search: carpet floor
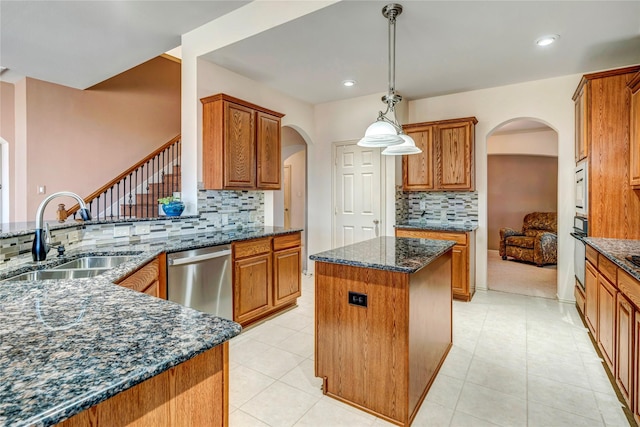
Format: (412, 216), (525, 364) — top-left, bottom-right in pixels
(487, 249), (557, 299)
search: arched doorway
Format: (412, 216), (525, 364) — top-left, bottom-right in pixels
(486, 118), (559, 298)
(274, 126), (309, 272)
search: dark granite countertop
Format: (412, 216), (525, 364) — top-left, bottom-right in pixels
(0, 226), (301, 427)
(309, 236), (455, 274)
(584, 237), (640, 282)
(395, 221), (478, 232)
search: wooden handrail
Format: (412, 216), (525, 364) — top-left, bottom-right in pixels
(67, 134), (181, 216)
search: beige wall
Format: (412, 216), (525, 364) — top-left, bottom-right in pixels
(0, 82), (16, 222)
(487, 155), (558, 250)
(285, 150), (306, 230)
(12, 56), (180, 221)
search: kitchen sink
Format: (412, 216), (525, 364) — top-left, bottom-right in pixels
(4, 268), (109, 281)
(53, 255), (137, 270)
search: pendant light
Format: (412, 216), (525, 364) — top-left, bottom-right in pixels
(358, 3), (421, 156)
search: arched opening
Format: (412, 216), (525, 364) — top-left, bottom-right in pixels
(274, 126), (309, 272)
(486, 118), (559, 298)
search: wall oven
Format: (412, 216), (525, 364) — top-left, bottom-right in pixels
(575, 160), (588, 216)
(572, 216), (588, 290)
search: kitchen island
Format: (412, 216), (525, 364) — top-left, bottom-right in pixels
(310, 236), (454, 427)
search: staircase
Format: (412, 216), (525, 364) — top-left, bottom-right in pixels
(67, 135), (181, 220)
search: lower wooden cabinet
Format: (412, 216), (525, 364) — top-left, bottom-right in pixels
(116, 257), (165, 299)
(597, 274), (617, 371)
(395, 228), (475, 301)
(232, 232), (302, 327)
(616, 293), (634, 409)
(585, 260), (598, 335)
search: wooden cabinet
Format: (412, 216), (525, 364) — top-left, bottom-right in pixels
(574, 82), (589, 162)
(585, 259), (598, 336)
(597, 273), (617, 371)
(629, 71), (640, 187)
(57, 343), (228, 427)
(617, 293), (634, 409)
(233, 238), (273, 325)
(402, 117), (477, 192)
(116, 257), (164, 298)
(395, 228), (475, 301)
(232, 232), (302, 327)
(201, 93), (284, 190)
(572, 65), (640, 238)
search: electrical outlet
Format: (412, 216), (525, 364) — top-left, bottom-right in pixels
(419, 200), (426, 210)
(135, 224), (150, 235)
(113, 226), (130, 237)
(348, 291), (368, 307)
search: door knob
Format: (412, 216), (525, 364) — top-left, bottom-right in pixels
(373, 219), (379, 225)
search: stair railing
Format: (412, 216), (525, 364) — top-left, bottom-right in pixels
(67, 135), (181, 220)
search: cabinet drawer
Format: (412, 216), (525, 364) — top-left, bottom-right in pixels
(575, 283), (586, 315)
(117, 259), (159, 293)
(234, 238), (272, 259)
(618, 269), (640, 309)
(396, 229), (467, 245)
(586, 245), (598, 266)
(273, 232), (301, 251)
(599, 254), (618, 284)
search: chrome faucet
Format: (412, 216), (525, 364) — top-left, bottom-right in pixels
(32, 191), (91, 261)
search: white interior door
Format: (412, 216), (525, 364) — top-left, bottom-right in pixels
(284, 164), (291, 228)
(333, 142), (383, 247)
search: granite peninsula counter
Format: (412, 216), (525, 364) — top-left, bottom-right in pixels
(0, 226), (301, 427)
(310, 236), (455, 427)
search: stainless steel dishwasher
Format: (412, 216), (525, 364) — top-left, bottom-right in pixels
(167, 245), (232, 319)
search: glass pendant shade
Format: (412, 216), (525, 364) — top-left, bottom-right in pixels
(357, 120), (403, 147)
(381, 134), (422, 155)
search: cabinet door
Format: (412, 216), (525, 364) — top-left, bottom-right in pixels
(635, 310), (640, 424)
(598, 274), (617, 372)
(585, 260), (598, 335)
(224, 101), (256, 189)
(273, 247), (301, 306)
(630, 81), (640, 186)
(436, 122), (473, 190)
(117, 259), (159, 294)
(256, 111), (281, 189)
(233, 253), (272, 325)
(574, 84), (589, 163)
(402, 128), (434, 190)
(616, 293), (634, 409)
(451, 245), (468, 299)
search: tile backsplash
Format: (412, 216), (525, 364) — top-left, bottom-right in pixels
(198, 190), (264, 231)
(396, 187), (478, 225)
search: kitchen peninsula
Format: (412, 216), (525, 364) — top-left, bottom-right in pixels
(310, 236), (454, 427)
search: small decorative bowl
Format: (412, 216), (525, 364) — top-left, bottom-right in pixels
(161, 201), (185, 217)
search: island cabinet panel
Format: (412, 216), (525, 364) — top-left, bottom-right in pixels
(402, 117), (476, 192)
(57, 343), (228, 427)
(315, 251), (452, 426)
(395, 228), (474, 301)
(201, 93), (284, 190)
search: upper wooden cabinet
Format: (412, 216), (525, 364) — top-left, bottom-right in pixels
(629, 71), (640, 187)
(201, 94), (284, 190)
(402, 117), (477, 192)
(573, 65), (640, 239)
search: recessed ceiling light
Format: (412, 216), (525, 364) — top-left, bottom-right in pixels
(342, 80), (356, 87)
(536, 35), (559, 46)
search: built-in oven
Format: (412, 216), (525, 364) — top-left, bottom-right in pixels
(572, 216), (588, 290)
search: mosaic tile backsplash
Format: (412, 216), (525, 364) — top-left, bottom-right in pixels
(396, 187), (478, 225)
(0, 190), (265, 267)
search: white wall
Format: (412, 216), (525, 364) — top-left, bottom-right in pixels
(488, 128), (558, 156)
(408, 74), (581, 302)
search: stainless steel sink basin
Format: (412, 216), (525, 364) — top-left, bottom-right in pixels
(53, 255), (137, 270)
(4, 268), (109, 281)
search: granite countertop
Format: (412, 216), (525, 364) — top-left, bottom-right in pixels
(0, 226), (301, 427)
(394, 221), (478, 232)
(309, 236), (456, 274)
(584, 237), (640, 282)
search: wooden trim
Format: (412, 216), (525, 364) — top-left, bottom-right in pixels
(402, 116), (478, 131)
(158, 253), (167, 300)
(160, 53), (181, 64)
(200, 93), (285, 118)
(573, 65), (640, 100)
(629, 71), (640, 93)
(67, 134), (181, 215)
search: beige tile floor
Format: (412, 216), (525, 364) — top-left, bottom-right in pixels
(229, 274), (631, 426)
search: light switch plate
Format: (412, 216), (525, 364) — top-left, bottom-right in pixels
(419, 200), (426, 210)
(135, 224), (150, 235)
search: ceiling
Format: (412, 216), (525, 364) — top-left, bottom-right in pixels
(1, 1), (640, 105)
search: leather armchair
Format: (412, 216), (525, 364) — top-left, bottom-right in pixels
(499, 212), (557, 267)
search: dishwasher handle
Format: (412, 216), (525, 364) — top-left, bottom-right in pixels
(168, 249), (232, 266)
